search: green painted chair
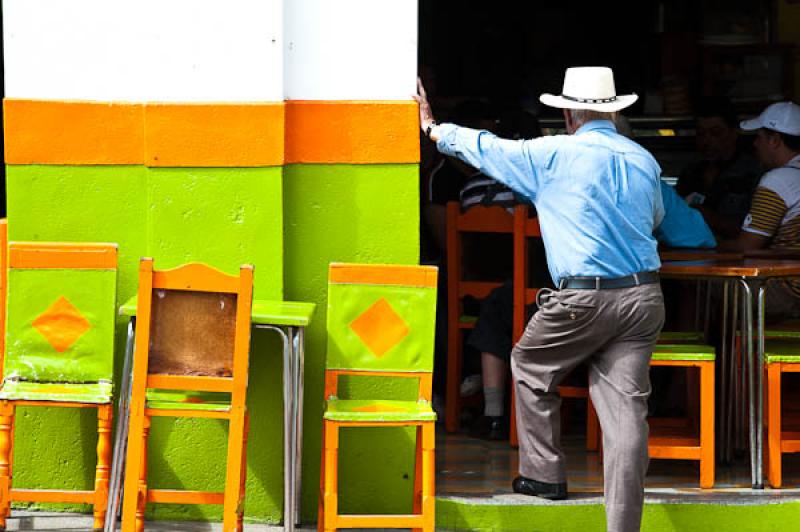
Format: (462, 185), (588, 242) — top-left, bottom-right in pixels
(318, 263), (438, 532)
(0, 241), (118, 529)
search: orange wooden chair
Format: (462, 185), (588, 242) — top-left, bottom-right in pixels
(0, 239), (118, 529)
(318, 263), (438, 532)
(446, 202), (596, 448)
(121, 259), (254, 532)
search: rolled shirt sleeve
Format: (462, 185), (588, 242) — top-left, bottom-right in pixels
(436, 123), (542, 202)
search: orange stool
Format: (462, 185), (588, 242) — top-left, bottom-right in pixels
(765, 338), (800, 488)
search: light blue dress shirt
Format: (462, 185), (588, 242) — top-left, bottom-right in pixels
(436, 120), (664, 286)
(655, 181), (717, 248)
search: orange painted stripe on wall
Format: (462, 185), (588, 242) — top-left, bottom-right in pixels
(145, 103), (284, 167)
(329, 263), (438, 288)
(4, 99), (145, 165)
(285, 101), (419, 164)
(3, 99), (419, 166)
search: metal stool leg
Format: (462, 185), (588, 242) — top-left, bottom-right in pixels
(104, 318), (136, 532)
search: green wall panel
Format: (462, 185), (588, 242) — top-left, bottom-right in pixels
(6, 164), (286, 521)
(282, 163), (420, 518)
(6, 161), (420, 523)
(147, 167), (283, 300)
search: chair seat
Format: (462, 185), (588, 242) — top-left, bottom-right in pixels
(0, 380), (112, 404)
(145, 389), (231, 411)
(657, 331), (705, 343)
(652, 344), (715, 362)
(765, 339), (800, 364)
(323, 399), (436, 422)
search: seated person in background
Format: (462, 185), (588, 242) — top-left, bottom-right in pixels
(721, 101), (800, 321)
(466, 179), (715, 439)
(677, 96), (762, 238)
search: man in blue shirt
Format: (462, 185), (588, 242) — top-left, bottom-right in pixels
(416, 67), (665, 532)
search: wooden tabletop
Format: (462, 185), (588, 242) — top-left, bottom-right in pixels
(660, 258), (800, 279)
(659, 248), (744, 261)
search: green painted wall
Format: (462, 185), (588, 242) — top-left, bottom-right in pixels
(282, 163), (420, 518)
(6, 164), (286, 521)
(5, 161), (421, 523)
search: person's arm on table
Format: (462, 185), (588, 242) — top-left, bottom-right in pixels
(718, 185), (784, 251)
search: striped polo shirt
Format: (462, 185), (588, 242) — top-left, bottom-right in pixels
(742, 154), (800, 294)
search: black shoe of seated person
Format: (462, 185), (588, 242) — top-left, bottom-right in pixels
(512, 476), (568, 500)
(469, 415), (508, 440)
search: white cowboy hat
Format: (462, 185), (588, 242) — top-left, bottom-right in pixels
(540, 67), (638, 113)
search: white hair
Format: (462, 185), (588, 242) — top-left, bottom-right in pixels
(567, 109), (618, 127)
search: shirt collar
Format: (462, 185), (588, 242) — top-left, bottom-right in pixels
(575, 119), (617, 135)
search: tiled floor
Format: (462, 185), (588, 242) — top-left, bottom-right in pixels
(436, 427), (800, 503)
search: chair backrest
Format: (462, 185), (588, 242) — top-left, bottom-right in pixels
(3, 241), (118, 384)
(132, 259), (254, 405)
(325, 263), (438, 397)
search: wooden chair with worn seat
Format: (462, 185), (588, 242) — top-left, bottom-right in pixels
(318, 263), (438, 532)
(121, 259), (254, 532)
(446, 202), (597, 448)
(0, 240), (118, 529)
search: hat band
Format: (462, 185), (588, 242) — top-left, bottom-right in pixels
(562, 94), (617, 104)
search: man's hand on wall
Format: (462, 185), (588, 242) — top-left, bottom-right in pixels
(413, 78), (439, 141)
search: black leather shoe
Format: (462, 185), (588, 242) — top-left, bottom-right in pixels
(512, 476), (567, 500)
(469, 415), (508, 440)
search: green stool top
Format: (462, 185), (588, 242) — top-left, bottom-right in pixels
(765, 339), (800, 364)
(120, 295), (315, 327)
(652, 344), (715, 362)
(323, 399), (436, 422)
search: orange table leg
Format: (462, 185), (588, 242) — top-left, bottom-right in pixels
(767, 363), (782, 488)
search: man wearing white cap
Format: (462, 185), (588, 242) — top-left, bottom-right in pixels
(416, 67), (664, 532)
(725, 101), (800, 318)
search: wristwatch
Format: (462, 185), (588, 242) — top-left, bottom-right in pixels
(425, 121), (437, 139)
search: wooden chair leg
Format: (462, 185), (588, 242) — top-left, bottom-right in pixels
(222, 408), (247, 532)
(0, 402), (14, 530)
(135, 417), (151, 532)
(93, 404), (113, 529)
(421, 423), (436, 532)
(411, 425), (423, 532)
(699, 362), (715, 489)
(445, 326), (462, 433)
(586, 398), (600, 451)
(236, 413), (250, 532)
(322, 422), (339, 532)
(767, 363), (783, 488)
(121, 397), (147, 532)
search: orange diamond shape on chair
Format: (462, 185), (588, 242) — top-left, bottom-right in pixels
(32, 296), (92, 353)
(349, 298), (409, 357)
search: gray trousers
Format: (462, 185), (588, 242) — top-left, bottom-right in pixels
(511, 283), (665, 532)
